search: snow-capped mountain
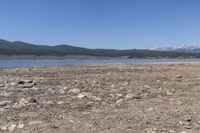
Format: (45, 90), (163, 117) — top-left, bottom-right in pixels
(150, 45), (200, 52)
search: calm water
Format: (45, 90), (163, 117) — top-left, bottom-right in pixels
(1, 59), (200, 68)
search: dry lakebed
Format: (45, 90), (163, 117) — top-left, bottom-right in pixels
(0, 63), (200, 133)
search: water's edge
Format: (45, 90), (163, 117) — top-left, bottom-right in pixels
(1, 59), (200, 68)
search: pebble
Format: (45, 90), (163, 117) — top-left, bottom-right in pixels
(18, 80), (25, 84)
(8, 124), (17, 132)
(14, 98), (28, 108)
(184, 115), (192, 122)
(116, 99), (124, 104)
(0, 100), (11, 106)
(176, 75), (183, 78)
(0, 126), (7, 131)
(17, 123), (25, 129)
(57, 101), (64, 105)
(67, 88), (81, 95)
(0, 92), (12, 97)
(31, 87), (39, 91)
(0, 84), (5, 87)
(181, 131), (190, 133)
(22, 83), (33, 88)
(28, 98), (37, 103)
(28, 121), (43, 126)
(147, 108), (154, 111)
(77, 92), (91, 99)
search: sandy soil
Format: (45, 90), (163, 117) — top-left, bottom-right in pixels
(0, 63), (200, 133)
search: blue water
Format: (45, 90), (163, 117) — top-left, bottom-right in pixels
(0, 59), (200, 68)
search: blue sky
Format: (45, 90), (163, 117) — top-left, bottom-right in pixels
(0, 0), (200, 49)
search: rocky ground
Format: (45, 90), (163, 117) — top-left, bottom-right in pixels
(1, 63), (200, 133)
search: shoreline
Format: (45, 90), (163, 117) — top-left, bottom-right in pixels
(0, 63), (200, 132)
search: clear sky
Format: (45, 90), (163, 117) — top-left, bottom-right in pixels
(0, 0), (200, 49)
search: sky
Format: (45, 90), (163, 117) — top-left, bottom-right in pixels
(0, 0), (200, 49)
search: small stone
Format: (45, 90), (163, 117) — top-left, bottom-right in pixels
(0, 84), (5, 87)
(9, 124), (17, 132)
(90, 95), (101, 101)
(24, 80), (33, 83)
(14, 98), (28, 108)
(18, 81), (25, 84)
(184, 115), (192, 122)
(178, 121), (185, 126)
(101, 101), (109, 106)
(111, 84), (115, 88)
(147, 108), (154, 111)
(31, 87), (39, 91)
(28, 98), (37, 103)
(0, 108), (5, 112)
(17, 123), (25, 129)
(77, 92), (91, 99)
(23, 83), (33, 88)
(28, 121), (43, 126)
(0, 126), (7, 131)
(176, 75), (183, 78)
(67, 88), (80, 95)
(183, 125), (191, 129)
(57, 101), (64, 105)
(181, 131), (189, 133)
(0, 100), (11, 106)
(116, 99), (124, 104)
(0, 92), (12, 97)
(122, 81), (129, 86)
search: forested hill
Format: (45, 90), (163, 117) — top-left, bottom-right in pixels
(1, 39), (200, 59)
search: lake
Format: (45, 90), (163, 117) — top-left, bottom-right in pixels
(1, 59), (200, 68)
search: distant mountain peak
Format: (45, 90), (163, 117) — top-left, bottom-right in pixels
(150, 45), (200, 51)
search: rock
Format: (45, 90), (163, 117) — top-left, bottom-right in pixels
(125, 93), (134, 99)
(23, 80), (34, 83)
(147, 108), (154, 111)
(18, 80), (36, 88)
(101, 101), (109, 106)
(57, 101), (64, 105)
(28, 121), (43, 126)
(0, 108), (5, 112)
(22, 83), (33, 88)
(0, 126), (7, 131)
(27, 98), (37, 103)
(125, 93), (141, 100)
(17, 123), (25, 129)
(176, 75), (183, 78)
(76, 92), (101, 101)
(77, 92), (91, 99)
(181, 131), (190, 133)
(67, 88), (81, 95)
(122, 81), (129, 86)
(0, 100), (11, 106)
(18, 80), (25, 84)
(7, 116), (21, 122)
(183, 125), (191, 129)
(90, 95), (101, 101)
(58, 87), (67, 94)
(8, 124), (17, 132)
(14, 98), (28, 108)
(0, 92), (12, 97)
(178, 121), (185, 126)
(184, 115), (192, 122)
(116, 99), (124, 104)
(31, 87), (39, 91)
(0, 84), (5, 87)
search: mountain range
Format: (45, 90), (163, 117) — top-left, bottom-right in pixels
(1, 39), (200, 59)
(150, 45), (200, 53)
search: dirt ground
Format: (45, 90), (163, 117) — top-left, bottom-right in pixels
(1, 63), (200, 133)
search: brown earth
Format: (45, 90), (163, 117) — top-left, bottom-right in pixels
(0, 63), (200, 133)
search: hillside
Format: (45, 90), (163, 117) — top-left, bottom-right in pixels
(1, 39), (200, 59)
